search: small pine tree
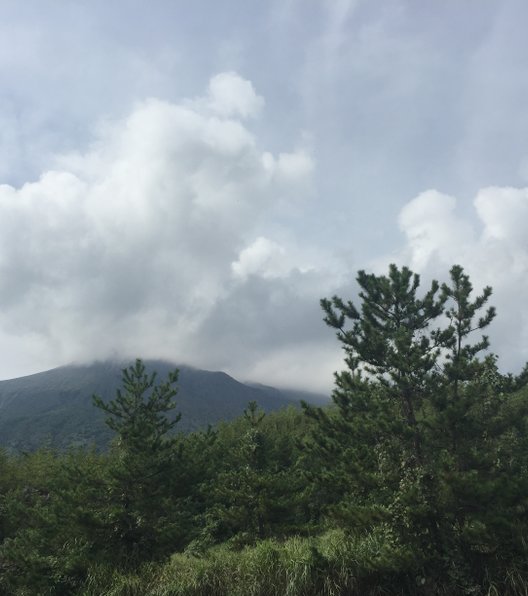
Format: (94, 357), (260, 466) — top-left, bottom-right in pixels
(441, 264), (496, 396)
(210, 402), (302, 545)
(91, 359), (186, 564)
(93, 359), (180, 453)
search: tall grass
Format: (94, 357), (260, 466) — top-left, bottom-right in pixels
(81, 528), (414, 596)
(80, 529), (528, 596)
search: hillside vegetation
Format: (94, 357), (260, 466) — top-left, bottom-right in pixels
(0, 361), (326, 451)
(1, 264), (527, 595)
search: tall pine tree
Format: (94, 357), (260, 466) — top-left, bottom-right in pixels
(305, 263), (528, 588)
(91, 359), (188, 564)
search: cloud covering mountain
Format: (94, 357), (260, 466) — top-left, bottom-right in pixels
(0, 73), (343, 390)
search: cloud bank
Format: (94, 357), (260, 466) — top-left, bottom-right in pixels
(0, 73), (343, 390)
(0, 71), (527, 391)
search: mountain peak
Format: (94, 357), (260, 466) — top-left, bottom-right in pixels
(0, 360), (328, 451)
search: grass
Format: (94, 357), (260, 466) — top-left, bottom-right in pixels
(78, 529), (528, 596)
(80, 528), (416, 596)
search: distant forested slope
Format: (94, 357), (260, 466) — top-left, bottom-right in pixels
(0, 360), (327, 450)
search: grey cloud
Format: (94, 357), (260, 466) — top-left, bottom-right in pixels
(0, 74), (324, 386)
(194, 272), (344, 392)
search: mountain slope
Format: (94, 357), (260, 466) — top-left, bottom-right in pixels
(0, 360), (328, 450)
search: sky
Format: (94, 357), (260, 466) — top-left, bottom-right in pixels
(1, 0), (528, 392)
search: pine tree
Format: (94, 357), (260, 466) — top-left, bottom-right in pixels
(210, 402), (302, 545)
(91, 359), (187, 564)
(441, 264), (496, 396)
(304, 264), (449, 539)
(425, 267), (528, 585)
(320, 264), (447, 465)
(306, 263), (528, 588)
(92, 359), (180, 453)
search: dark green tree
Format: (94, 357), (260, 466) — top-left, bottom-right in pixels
(320, 264), (448, 465)
(91, 359), (187, 564)
(210, 402), (303, 546)
(441, 264), (496, 397)
(429, 264), (497, 476)
(92, 358), (180, 452)
(306, 263), (528, 590)
(0, 448), (101, 594)
(424, 266), (528, 585)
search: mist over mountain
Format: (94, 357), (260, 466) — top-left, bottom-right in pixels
(0, 359), (328, 451)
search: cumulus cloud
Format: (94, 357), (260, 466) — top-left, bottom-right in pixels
(2, 92), (528, 391)
(397, 190), (476, 271)
(231, 237), (287, 280)
(0, 72), (346, 390)
(205, 72), (265, 119)
(395, 187), (528, 373)
(3, 2), (528, 394)
(2, 79), (528, 391)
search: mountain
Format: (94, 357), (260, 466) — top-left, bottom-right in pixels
(0, 360), (328, 451)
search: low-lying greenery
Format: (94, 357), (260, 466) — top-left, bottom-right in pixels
(78, 529), (528, 596)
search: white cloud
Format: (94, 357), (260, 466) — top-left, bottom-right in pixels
(2, 77), (528, 390)
(205, 72), (265, 119)
(2, 86), (528, 390)
(242, 340), (343, 393)
(231, 237), (287, 280)
(475, 186), (528, 247)
(395, 186), (528, 373)
(276, 150), (314, 182)
(398, 190), (476, 271)
(0, 72), (331, 387)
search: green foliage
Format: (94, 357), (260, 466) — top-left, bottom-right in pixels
(90, 360), (189, 565)
(205, 403), (306, 547)
(307, 263), (528, 591)
(92, 359), (180, 452)
(0, 448), (98, 594)
(441, 264), (496, 393)
(122, 529), (413, 596)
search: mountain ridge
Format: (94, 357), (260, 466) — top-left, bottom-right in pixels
(0, 359), (328, 451)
